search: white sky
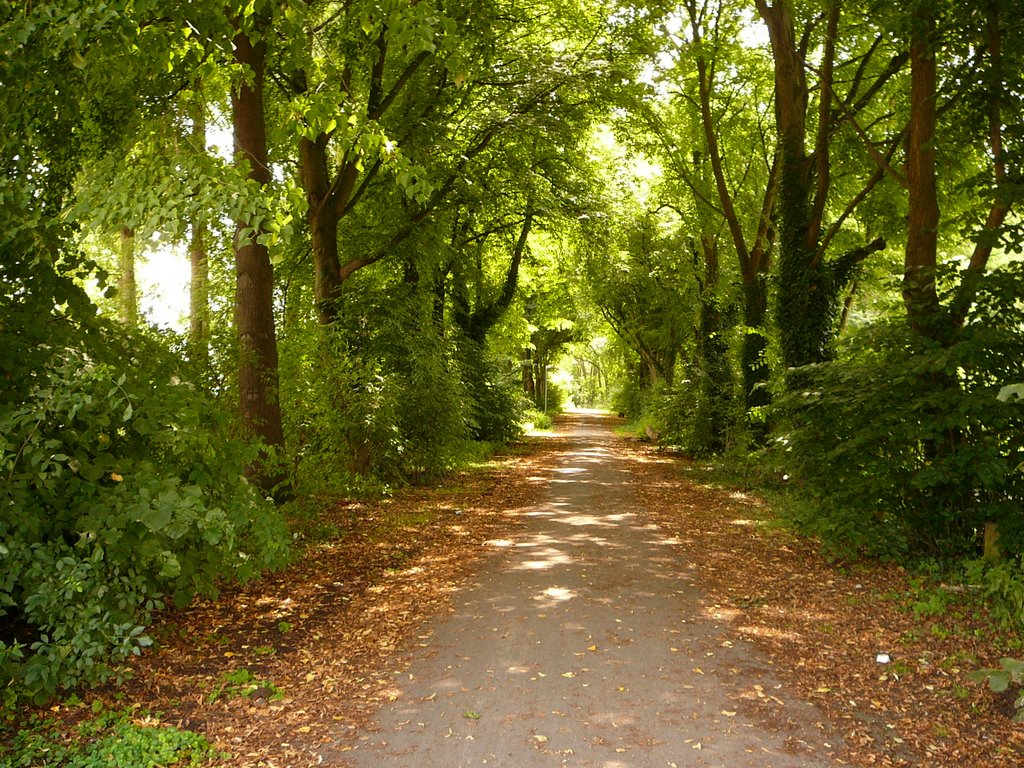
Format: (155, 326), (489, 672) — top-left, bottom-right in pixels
(138, 244), (191, 332)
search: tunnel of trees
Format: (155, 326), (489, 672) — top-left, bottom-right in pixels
(2, 0), (1023, 699)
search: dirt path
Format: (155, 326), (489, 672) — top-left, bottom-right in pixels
(341, 411), (839, 767)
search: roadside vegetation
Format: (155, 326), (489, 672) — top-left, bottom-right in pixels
(3, 0), (1023, 762)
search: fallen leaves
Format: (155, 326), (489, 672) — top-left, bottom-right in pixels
(635, 443), (1023, 768)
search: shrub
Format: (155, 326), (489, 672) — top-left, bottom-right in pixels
(0, 336), (289, 700)
(2, 706), (220, 766)
(774, 265), (1024, 560)
(282, 292), (476, 490)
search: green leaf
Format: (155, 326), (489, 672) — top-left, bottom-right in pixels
(139, 504), (172, 532)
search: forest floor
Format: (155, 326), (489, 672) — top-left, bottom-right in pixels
(68, 412), (1023, 766)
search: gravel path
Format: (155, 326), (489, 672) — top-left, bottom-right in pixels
(346, 412), (841, 767)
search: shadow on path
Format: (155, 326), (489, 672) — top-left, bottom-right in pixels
(343, 412), (839, 767)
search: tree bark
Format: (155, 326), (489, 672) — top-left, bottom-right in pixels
(231, 14), (286, 491)
(188, 222), (209, 368)
(299, 134), (350, 325)
(188, 89), (210, 373)
(903, 1), (943, 340)
(118, 226), (138, 326)
(695, 234), (732, 454)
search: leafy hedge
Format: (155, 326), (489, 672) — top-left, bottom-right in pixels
(775, 264), (1024, 560)
(0, 332), (290, 700)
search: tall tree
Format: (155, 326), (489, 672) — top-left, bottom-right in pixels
(756, 0), (900, 372)
(231, 5), (286, 490)
(902, 0), (1019, 340)
(682, 0), (776, 421)
(644, 0), (778, 430)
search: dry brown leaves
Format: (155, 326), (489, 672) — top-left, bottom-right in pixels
(41, 424), (1024, 767)
(628, 440), (1024, 768)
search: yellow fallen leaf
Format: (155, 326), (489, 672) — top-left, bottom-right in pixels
(534, 734), (549, 743)
(561, 672), (575, 678)
(721, 710), (737, 717)
(588, 645), (598, 651)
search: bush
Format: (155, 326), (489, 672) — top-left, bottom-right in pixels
(282, 292), (475, 490)
(774, 265), (1024, 559)
(0, 335), (289, 700)
(522, 408), (553, 431)
(457, 340), (528, 444)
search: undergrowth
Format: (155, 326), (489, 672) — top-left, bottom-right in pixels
(0, 705), (222, 767)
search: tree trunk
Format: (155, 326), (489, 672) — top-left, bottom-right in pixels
(693, 234), (733, 454)
(522, 348), (536, 401)
(231, 14), (286, 492)
(188, 222), (209, 370)
(741, 276), (771, 409)
(188, 90), (210, 373)
(299, 135), (350, 325)
(118, 226), (138, 326)
(758, 0), (846, 374)
(903, 1), (943, 340)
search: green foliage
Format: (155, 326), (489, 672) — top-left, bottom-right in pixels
(206, 668), (283, 704)
(282, 289), (475, 490)
(775, 265), (1024, 559)
(0, 329), (289, 700)
(968, 658), (1024, 721)
(650, 371), (743, 457)
(0, 706), (220, 767)
(611, 369), (656, 421)
(522, 408), (553, 432)
(964, 559), (1024, 631)
(457, 341), (529, 444)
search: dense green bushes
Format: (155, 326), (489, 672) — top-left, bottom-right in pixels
(775, 265), (1024, 560)
(280, 286), (528, 493)
(0, 328), (289, 700)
